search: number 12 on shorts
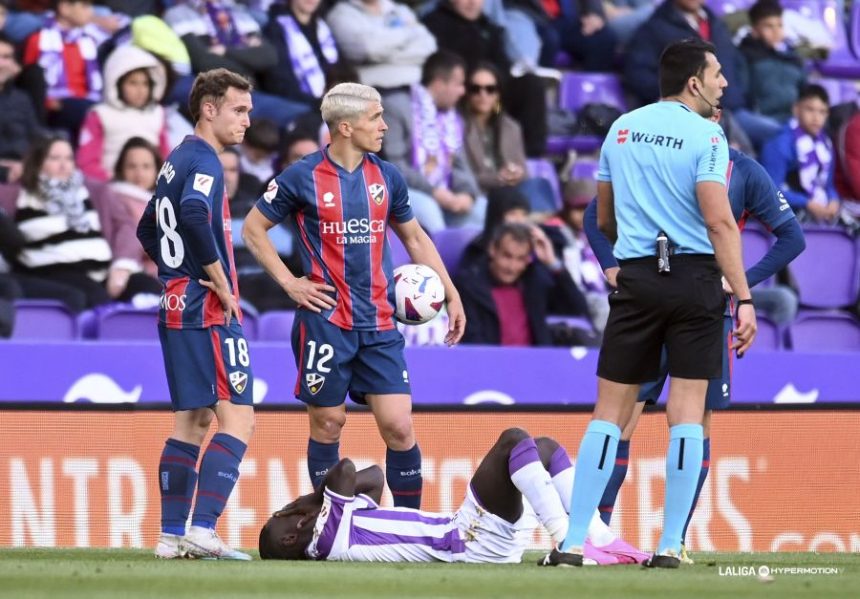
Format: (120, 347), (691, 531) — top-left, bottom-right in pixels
(305, 340), (333, 373)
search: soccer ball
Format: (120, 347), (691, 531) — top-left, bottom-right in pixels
(393, 264), (446, 325)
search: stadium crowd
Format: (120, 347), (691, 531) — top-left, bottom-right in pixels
(0, 0), (858, 344)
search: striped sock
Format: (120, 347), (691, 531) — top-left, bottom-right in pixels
(387, 444), (423, 509)
(159, 438), (200, 536)
(307, 438), (340, 489)
(191, 433), (246, 529)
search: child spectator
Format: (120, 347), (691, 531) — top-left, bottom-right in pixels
(77, 45), (170, 182)
(761, 84), (841, 223)
(23, 0), (111, 138)
(239, 117), (278, 186)
(739, 0), (805, 126)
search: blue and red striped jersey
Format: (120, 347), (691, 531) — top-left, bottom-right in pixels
(146, 136), (241, 329)
(256, 148), (414, 331)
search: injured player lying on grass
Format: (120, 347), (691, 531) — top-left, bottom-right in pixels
(258, 428), (647, 565)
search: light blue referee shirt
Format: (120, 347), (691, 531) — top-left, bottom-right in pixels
(597, 101), (730, 260)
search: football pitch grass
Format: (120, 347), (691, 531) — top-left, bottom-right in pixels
(1, 550), (857, 599)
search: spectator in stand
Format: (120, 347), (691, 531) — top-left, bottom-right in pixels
(238, 117), (278, 188)
(526, 0), (617, 71)
(326, 0), (437, 94)
(23, 0), (113, 139)
(545, 177), (610, 332)
(423, 0), (548, 157)
(164, 0), (309, 128)
(761, 84), (841, 224)
(277, 130), (319, 170)
(603, 0), (657, 47)
(110, 136), (161, 277)
(738, 1), (804, 137)
(3, 135), (161, 312)
(623, 0), (768, 149)
(462, 61), (556, 213)
(0, 206), (24, 337)
(834, 109), (860, 228)
(261, 0), (340, 112)
(382, 50), (485, 234)
(0, 32), (41, 183)
(77, 45), (170, 182)
(455, 222), (588, 346)
(221, 145), (298, 313)
(458, 185), (531, 272)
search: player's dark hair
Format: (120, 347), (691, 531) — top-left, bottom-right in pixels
(113, 136), (163, 183)
(659, 38), (718, 98)
(490, 222), (534, 250)
(421, 50), (467, 87)
(797, 83), (830, 106)
(188, 68), (253, 124)
(749, 0), (783, 25)
(21, 134), (72, 194)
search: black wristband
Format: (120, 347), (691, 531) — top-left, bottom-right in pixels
(737, 298), (754, 307)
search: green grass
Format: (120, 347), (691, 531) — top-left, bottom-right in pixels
(0, 549), (856, 599)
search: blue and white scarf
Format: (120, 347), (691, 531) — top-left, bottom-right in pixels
(204, 0), (243, 47)
(278, 14), (338, 98)
(791, 118), (833, 206)
(37, 16), (103, 101)
(410, 84), (463, 188)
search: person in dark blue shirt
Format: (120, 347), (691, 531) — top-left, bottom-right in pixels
(242, 82), (466, 511)
(583, 125), (805, 564)
(137, 68), (255, 561)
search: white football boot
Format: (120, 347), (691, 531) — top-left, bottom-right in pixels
(154, 533), (186, 559)
(184, 525), (252, 561)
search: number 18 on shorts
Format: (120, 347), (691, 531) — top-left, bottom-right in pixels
(158, 322), (255, 410)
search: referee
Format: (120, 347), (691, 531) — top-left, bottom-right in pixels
(541, 39), (756, 569)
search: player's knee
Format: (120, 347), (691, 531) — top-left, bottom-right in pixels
(311, 413), (346, 442)
(497, 427), (530, 450)
(381, 419), (414, 449)
(534, 436), (560, 466)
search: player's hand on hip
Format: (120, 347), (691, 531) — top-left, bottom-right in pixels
(199, 279), (240, 324)
(444, 295), (466, 346)
(604, 266), (620, 288)
(732, 303), (757, 357)
(286, 277), (337, 313)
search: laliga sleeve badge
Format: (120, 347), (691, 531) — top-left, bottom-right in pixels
(263, 179), (278, 203)
(193, 173), (214, 195)
(229, 371), (248, 394)
(306, 372), (325, 395)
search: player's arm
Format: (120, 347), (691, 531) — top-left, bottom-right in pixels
(181, 198), (240, 322)
(697, 181), (756, 354)
(390, 217), (466, 346)
(596, 182), (617, 243)
(242, 206), (336, 312)
(136, 195), (159, 263)
(583, 197), (620, 286)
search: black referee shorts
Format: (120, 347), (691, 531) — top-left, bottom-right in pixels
(597, 254), (726, 384)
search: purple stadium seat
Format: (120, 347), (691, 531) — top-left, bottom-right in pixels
(387, 231), (411, 268)
(706, 0), (755, 16)
(569, 159), (598, 182)
(791, 227), (859, 308)
(741, 226), (773, 285)
(525, 159), (561, 209)
(747, 315), (782, 351)
(558, 72), (626, 113)
(547, 73), (626, 155)
(258, 310), (296, 341)
(12, 300), (76, 340)
(98, 306), (159, 340)
(789, 311), (860, 351)
(783, 0), (860, 77)
(432, 227), (481, 275)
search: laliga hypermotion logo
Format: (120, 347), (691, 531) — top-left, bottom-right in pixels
(617, 129), (629, 144)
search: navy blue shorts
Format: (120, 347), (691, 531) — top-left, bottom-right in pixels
(158, 322), (254, 411)
(638, 314), (733, 410)
(291, 311), (411, 407)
